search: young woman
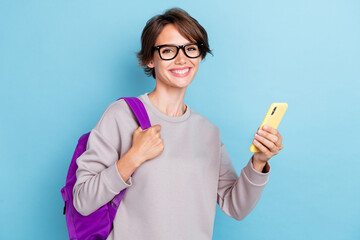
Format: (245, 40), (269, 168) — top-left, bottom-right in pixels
(73, 8), (283, 240)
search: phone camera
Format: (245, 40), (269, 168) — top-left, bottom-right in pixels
(271, 106), (277, 115)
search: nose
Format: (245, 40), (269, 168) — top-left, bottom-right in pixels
(174, 48), (187, 65)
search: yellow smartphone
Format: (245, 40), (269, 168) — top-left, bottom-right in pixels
(249, 103), (288, 152)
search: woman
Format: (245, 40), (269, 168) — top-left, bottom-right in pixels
(73, 8), (283, 240)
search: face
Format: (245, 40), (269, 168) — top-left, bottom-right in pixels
(147, 24), (202, 90)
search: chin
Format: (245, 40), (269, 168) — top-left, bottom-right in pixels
(171, 77), (194, 88)
(157, 71), (196, 88)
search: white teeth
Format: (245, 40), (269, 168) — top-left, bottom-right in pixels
(171, 68), (190, 74)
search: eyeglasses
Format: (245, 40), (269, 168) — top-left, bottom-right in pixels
(153, 43), (203, 60)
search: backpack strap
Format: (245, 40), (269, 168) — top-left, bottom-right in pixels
(118, 97), (151, 130)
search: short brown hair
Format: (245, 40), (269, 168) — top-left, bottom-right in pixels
(137, 8), (212, 78)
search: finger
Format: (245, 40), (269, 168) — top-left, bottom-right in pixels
(257, 129), (278, 144)
(277, 132), (283, 143)
(253, 139), (271, 154)
(262, 125), (283, 147)
(152, 124), (162, 132)
(134, 126), (142, 133)
(254, 133), (278, 153)
(276, 136), (283, 149)
(271, 130), (283, 148)
(279, 144), (284, 150)
(262, 125), (278, 136)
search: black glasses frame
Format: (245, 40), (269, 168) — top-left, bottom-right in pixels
(152, 42), (203, 60)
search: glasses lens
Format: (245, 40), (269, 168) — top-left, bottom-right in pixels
(159, 46), (178, 60)
(185, 44), (201, 58)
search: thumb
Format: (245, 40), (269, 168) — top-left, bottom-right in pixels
(134, 126), (142, 134)
(152, 124), (162, 132)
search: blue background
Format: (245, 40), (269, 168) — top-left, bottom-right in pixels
(1, 0), (359, 239)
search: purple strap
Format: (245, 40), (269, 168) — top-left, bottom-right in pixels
(118, 97), (151, 130)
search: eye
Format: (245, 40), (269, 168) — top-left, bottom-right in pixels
(161, 48), (174, 54)
(186, 45), (198, 51)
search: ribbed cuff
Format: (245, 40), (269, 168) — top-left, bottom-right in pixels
(102, 163), (132, 193)
(242, 157), (270, 186)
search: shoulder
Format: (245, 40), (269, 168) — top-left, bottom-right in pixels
(101, 98), (135, 118)
(190, 107), (220, 133)
(189, 107), (221, 148)
(94, 98), (137, 130)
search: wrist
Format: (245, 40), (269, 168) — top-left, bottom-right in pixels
(252, 155), (267, 173)
(126, 147), (143, 168)
(116, 148), (142, 182)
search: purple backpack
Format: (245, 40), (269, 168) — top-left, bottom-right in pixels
(61, 97), (151, 240)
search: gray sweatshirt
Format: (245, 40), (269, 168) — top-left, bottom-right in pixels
(73, 92), (270, 240)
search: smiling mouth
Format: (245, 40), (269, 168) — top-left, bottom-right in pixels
(169, 67), (191, 77)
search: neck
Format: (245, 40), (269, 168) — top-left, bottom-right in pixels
(148, 87), (187, 117)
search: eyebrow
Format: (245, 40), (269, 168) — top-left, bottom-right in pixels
(155, 42), (193, 46)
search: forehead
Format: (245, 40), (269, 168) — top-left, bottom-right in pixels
(155, 24), (192, 46)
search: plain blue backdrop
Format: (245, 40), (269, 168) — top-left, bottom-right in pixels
(1, 0), (359, 239)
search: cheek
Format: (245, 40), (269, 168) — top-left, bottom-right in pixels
(190, 59), (201, 70)
(154, 62), (172, 77)
(192, 58), (201, 66)
(155, 61), (173, 73)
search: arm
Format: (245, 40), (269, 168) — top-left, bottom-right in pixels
(73, 128), (136, 216)
(73, 102), (164, 216)
(72, 102), (137, 216)
(217, 142), (270, 221)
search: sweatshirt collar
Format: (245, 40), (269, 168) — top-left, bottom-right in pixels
(139, 92), (191, 123)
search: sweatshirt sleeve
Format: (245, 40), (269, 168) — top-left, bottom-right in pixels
(217, 141), (270, 221)
(73, 102), (133, 216)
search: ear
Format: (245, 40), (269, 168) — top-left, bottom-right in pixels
(147, 59), (155, 69)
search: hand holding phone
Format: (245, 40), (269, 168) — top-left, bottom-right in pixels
(250, 103), (288, 152)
